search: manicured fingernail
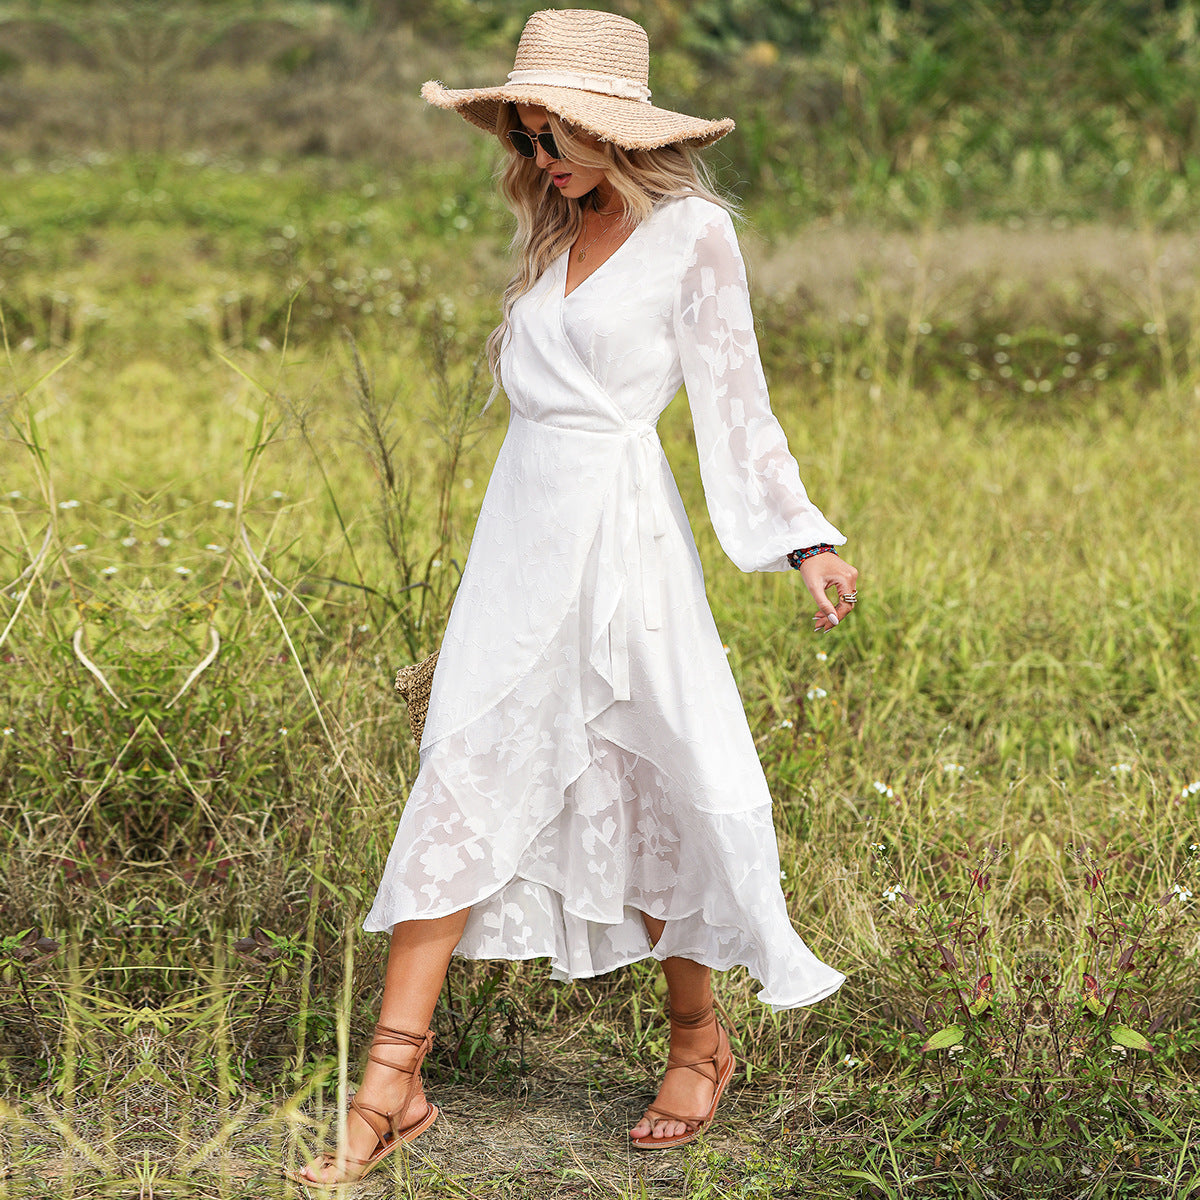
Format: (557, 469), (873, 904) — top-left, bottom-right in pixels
(827, 612), (839, 626)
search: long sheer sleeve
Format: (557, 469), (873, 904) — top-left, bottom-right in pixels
(673, 207), (845, 572)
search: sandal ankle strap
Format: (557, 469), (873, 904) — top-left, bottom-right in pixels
(347, 1095), (392, 1145)
(664, 1036), (725, 1086)
(361, 1024), (435, 1142)
(667, 1002), (715, 1030)
(373, 1023), (435, 1049)
(365, 1025), (434, 1072)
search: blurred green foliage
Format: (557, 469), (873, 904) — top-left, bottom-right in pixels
(2, 1), (1199, 225)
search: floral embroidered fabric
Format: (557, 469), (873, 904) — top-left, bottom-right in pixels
(364, 196), (846, 1009)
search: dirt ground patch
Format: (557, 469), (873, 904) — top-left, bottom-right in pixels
(10, 1044), (812, 1198)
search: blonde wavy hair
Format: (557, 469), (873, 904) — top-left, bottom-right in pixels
(485, 103), (733, 391)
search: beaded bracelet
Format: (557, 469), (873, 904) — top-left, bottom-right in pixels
(787, 544), (838, 570)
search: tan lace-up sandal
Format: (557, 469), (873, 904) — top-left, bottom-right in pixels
(629, 1001), (736, 1151)
(284, 1024), (439, 1187)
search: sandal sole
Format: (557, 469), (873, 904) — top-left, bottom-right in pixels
(283, 1103), (440, 1187)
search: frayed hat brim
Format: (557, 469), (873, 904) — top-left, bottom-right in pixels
(421, 79), (734, 151)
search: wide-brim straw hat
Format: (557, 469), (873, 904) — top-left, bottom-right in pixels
(422, 9), (734, 151)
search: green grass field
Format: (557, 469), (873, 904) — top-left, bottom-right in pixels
(2, 3), (1200, 1198)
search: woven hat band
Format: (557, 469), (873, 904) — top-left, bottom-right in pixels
(506, 68), (652, 104)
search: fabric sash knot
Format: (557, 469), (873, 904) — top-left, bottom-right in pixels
(602, 422), (668, 701)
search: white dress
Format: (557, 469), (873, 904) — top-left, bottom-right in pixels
(364, 195), (847, 1010)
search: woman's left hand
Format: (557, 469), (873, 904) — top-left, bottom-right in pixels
(798, 552), (859, 634)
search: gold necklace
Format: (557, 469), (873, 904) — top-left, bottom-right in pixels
(576, 204), (622, 262)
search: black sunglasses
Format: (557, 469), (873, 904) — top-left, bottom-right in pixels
(507, 129), (561, 160)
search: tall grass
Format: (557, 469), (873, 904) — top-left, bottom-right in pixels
(0, 147), (1197, 1196)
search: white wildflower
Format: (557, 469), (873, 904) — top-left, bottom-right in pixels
(212, 499), (234, 509)
(174, 566), (191, 576)
(816, 650), (828, 662)
(58, 499), (81, 509)
(156, 536), (171, 547)
(1110, 762), (1133, 775)
(841, 1055), (860, 1068)
(806, 687), (828, 701)
(68, 543), (87, 553)
(943, 762), (965, 775)
(102, 566), (118, 576)
(120, 536), (137, 547)
(873, 780), (894, 798)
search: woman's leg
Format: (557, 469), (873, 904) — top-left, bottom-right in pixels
(630, 916), (725, 1142)
(299, 908), (470, 1183)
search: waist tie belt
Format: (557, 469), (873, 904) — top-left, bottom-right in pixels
(605, 423), (669, 701)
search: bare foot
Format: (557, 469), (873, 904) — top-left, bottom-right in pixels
(295, 1034), (433, 1184)
(629, 1017), (731, 1143)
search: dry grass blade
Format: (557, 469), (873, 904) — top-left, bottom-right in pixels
(165, 625), (222, 708)
(238, 525), (361, 805)
(71, 625), (127, 708)
(0, 526), (51, 649)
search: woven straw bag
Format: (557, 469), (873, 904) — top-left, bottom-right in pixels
(393, 651), (439, 743)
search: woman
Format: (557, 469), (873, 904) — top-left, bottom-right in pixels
(290, 9), (858, 1185)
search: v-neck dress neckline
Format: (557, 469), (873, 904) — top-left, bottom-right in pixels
(562, 210), (648, 301)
